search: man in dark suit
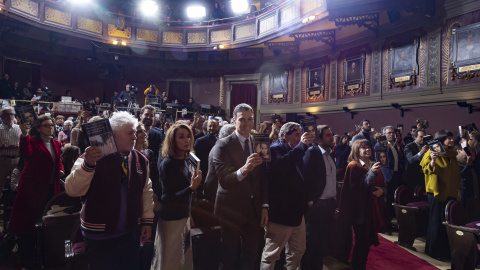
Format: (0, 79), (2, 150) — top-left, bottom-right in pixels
(211, 103), (268, 270)
(260, 122), (313, 269)
(404, 129), (428, 190)
(301, 125), (337, 270)
(193, 119), (218, 197)
(351, 119), (376, 147)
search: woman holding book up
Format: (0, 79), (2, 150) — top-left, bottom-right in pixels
(151, 123), (202, 270)
(8, 114), (65, 268)
(338, 139), (385, 270)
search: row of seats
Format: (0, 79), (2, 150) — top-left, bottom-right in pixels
(393, 185), (480, 270)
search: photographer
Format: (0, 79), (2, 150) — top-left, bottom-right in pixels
(119, 84), (138, 108)
(144, 84), (159, 105)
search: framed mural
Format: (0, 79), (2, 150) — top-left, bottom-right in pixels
(269, 71), (288, 103)
(307, 64), (325, 100)
(450, 22), (480, 80)
(388, 38), (419, 88)
(343, 54), (365, 96)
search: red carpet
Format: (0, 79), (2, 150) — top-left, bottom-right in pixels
(366, 235), (439, 270)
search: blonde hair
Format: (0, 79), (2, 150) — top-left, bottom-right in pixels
(161, 123), (194, 159)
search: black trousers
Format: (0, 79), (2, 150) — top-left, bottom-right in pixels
(84, 231), (140, 270)
(351, 224), (370, 270)
(301, 198), (336, 270)
(425, 193), (453, 260)
(218, 202), (262, 270)
(384, 172), (402, 230)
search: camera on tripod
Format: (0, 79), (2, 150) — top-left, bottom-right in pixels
(129, 85), (139, 99)
(41, 87), (53, 101)
(82, 100), (97, 115)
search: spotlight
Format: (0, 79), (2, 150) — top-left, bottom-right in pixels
(186, 6), (206, 19)
(113, 40), (118, 45)
(121, 41), (127, 46)
(213, 46), (218, 50)
(302, 18), (309, 23)
(308, 15), (315, 21)
(218, 44), (225, 49)
(457, 101), (473, 114)
(391, 103), (405, 117)
(343, 107), (355, 119)
(139, 0), (159, 17)
(68, 0), (91, 4)
(231, 0), (248, 14)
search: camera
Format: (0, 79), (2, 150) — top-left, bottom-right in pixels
(41, 87), (53, 101)
(82, 100), (97, 115)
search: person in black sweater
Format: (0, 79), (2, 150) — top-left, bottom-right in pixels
(151, 123), (202, 270)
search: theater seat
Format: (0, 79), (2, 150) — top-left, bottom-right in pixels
(65, 219), (87, 270)
(393, 185), (429, 251)
(444, 200), (480, 270)
(36, 191), (82, 269)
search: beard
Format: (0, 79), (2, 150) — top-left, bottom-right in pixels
(142, 119), (153, 127)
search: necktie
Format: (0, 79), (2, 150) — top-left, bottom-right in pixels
(244, 138), (250, 157)
(120, 154), (128, 184)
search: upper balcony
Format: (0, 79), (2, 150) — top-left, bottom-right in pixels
(0, 0), (328, 52)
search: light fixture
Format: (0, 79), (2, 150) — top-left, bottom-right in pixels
(68, 0), (91, 4)
(308, 15), (315, 20)
(113, 40), (118, 45)
(343, 107), (355, 119)
(391, 103), (405, 117)
(139, 0), (159, 16)
(186, 6), (206, 19)
(218, 44), (225, 49)
(121, 41), (127, 46)
(302, 18), (309, 24)
(302, 14), (316, 24)
(457, 101), (473, 114)
(231, 0), (249, 14)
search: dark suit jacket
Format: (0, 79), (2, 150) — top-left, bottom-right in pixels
(304, 145), (328, 202)
(212, 132), (268, 223)
(148, 127), (164, 155)
(193, 133), (217, 178)
(203, 145), (219, 202)
(404, 142), (425, 190)
(194, 131), (205, 141)
(267, 141), (308, 227)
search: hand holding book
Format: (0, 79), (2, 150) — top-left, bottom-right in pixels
(190, 170), (202, 191)
(84, 146), (103, 166)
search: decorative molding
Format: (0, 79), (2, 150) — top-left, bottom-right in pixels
(427, 33), (440, 86)
(107, 24), (131, 39)
(371, 48), (381, 94)
(289, 29), (335, 48)
(330, 12), (379, 32)
(330, 61), (337, 99)
(137, 29), (158, 43)
(77, 16), (102, 34)
(264, 41), (299, 54)
(294, 68), (301, 103)
(389, 72), (416, 88)
(45, 7), (71, 27)
(450, 62), (480, 80)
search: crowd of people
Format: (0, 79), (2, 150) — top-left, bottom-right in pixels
(0, 101), (479, 270)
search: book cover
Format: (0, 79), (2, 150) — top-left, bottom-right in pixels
(189, 152), (200, 174)
(15, 105), (39, 126)
(427, 139), (446, 155)
(300, 118), (318, 144)
(374, 145), (389, 167)
(252, 133), (271, 162)
(81, 118), (117, 156)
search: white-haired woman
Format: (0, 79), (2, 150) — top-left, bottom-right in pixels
(58, 119), (73, 146)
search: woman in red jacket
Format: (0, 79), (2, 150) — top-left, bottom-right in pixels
(339, 139), (385, 270)
(8, 114), (64, 268)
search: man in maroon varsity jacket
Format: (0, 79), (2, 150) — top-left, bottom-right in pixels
(66, 111), (154, 270)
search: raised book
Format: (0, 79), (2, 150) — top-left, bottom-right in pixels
(15, 105), (39, 126)
(427, 139), (446, 155)
(300, 117), (318, 143)
(189, 152), (200, 173)
(252, 133), (271, 162)
(374, 145), (389, 167)
(81, 118), (117, 156)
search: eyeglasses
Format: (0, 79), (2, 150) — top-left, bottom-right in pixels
(41, 124), (55, 128)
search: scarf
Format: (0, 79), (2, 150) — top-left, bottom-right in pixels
(62, 128), (72, 141)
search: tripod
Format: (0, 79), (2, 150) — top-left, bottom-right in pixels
(127, 99), (139, 115)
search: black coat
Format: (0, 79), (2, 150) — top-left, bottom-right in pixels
(304, 145), (329, 202)
(404, 142), (425, 190)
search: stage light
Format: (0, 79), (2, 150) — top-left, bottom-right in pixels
(113, 40), (118, 45)
(121, 41), (127, 46)
(186, 6), (206, 19)
(308, 15), (315, 20)
(139, 0), (159, 16)
(68, 0), (91, 4)
(231, 0), (248, 14)
(302, 18), (309, 23)
(218, 44), (225, 49)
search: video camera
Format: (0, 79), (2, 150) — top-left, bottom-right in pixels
(82, 100), (97, 115)
(41, 87), (53, 101)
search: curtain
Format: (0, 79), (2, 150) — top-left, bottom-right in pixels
(168, 81), (190, 104)
(230, 84), (257, 118)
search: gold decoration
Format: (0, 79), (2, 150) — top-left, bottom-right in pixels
(450, 62), (480, 80)
(389, 72), (416, 89)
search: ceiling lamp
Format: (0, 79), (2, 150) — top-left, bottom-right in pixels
(232, 0), (248, 14)
(139, 0), (159, 16)
(112, 40), (118, 45)
(121, 41), (127, 46)
(186, 6), (206, 19)
(68, 0), (91, 4)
